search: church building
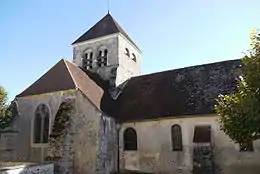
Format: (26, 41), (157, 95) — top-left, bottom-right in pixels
(1, 13), (260, 174)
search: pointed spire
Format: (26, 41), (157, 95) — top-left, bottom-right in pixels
(107, 0), (110, 14)
(71, 14), (139, 51)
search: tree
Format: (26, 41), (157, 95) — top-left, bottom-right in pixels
(0, 86), (8, 116)
(0, 86), (17, 129)
(215, 29), (260, 149)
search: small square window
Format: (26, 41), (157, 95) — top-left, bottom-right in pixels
(193, 125), (211, 143)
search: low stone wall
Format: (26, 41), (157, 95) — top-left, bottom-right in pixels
(0, 162), (54, 174)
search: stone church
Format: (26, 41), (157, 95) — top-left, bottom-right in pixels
(1, 13), (260, 174)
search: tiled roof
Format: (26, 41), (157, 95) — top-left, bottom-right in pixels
(17, 58), (242, 121)
(17, 59), (104, 110)
(72, 14), (139, 50)
(114, 59), (241, 122)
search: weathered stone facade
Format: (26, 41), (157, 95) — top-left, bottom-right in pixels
(96, 115), (118, 174)
(0, 90), (77, 162)
(193, 145), (214, 174)
(3, 13), (260, 174)
(0, 90), (118, 174)
(73, 33), (141, 87)
(73, 34), (119, 87)
(119, 115), (260, 174)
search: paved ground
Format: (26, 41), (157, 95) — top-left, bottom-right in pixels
(112, 171), (153, 174)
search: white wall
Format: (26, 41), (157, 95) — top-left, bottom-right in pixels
(119, 115), (260, 174)
(117, 34), (141, 86)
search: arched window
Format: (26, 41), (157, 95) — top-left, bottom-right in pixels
(125, 48), (130, 57)
(83, 51), (93, 70)
(124, 127), (137, 150)
(131, 53), (136, 62)
(171, 124), (183, 151)
(104, 49), (108, 57)
(102, 49), (108, 66)
(99, 50), (103, 57)
(97, 49), (108, 67)
(87, 52), (93, 69)
(34, 104), (50, 144)
(97, 50), (103, 67)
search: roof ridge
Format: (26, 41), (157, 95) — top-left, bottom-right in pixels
(17, 59), (77, 97)
(72, 14), (139, 50)
(133, 58), (241, 80)
(109, 14), (121, 32)
(62, 59), (78, 89)
(109, 15), (140, 51)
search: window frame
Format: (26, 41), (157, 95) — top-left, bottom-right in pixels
(193, 125), (211, 143)
(125, 48), (130, 57)
(123, 127), (138, 151)
(83, 49), (93, 70)
(97, 47), (108, 67)
(171, 124), (183, 151)
(131, 53), (137, 62)
(31, 103), (51, 148)
(101, 49), (108, 66)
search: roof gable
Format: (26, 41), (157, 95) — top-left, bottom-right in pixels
(17, 59), (76, 98)
(72, 14), (139, 49)
(17, 59), (105, 110)
(64, 60), (104, 109)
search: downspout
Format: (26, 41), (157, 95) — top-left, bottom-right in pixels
(116, 123), (122, 172)
(40, 117), (44, 162)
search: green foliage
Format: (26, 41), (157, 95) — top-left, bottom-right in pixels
(0, 86), (8, 116)
(215, 29), (260, 146)
(46, 100), (74, 161)
(50, 101), (73, 139)
(0, 86), (18, 130)
(0, 101), (18, 129)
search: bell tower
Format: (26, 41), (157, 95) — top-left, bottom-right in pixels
(72, 14), (141, 87)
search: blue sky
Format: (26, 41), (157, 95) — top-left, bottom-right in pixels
(0, 0), (259, 100)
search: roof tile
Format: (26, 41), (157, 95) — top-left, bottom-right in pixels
(72, 14), (139, 50)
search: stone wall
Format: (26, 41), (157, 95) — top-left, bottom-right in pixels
(73, 34), (120, 87)
(0, 129), (19, 161)
(70, 91), (102, 174)
(0, 89), (120, 174)
(0, 90), (77, 162)
(120, 115), (260, 174)
(44, 90), (103, 174)
(46, 98), (76, 174)
(193, 145), (214, 174)
(0, 162), (53, 174)
(117, 34), (141, 86)
(96, 115), (118, 174)
(73, 33), (141, 88)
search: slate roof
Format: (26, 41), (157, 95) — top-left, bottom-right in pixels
(17, 58), (242, 121)
(72, 14), (139, 50)
(114, 59), (241, 122)
(17, 59), (104, 110)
